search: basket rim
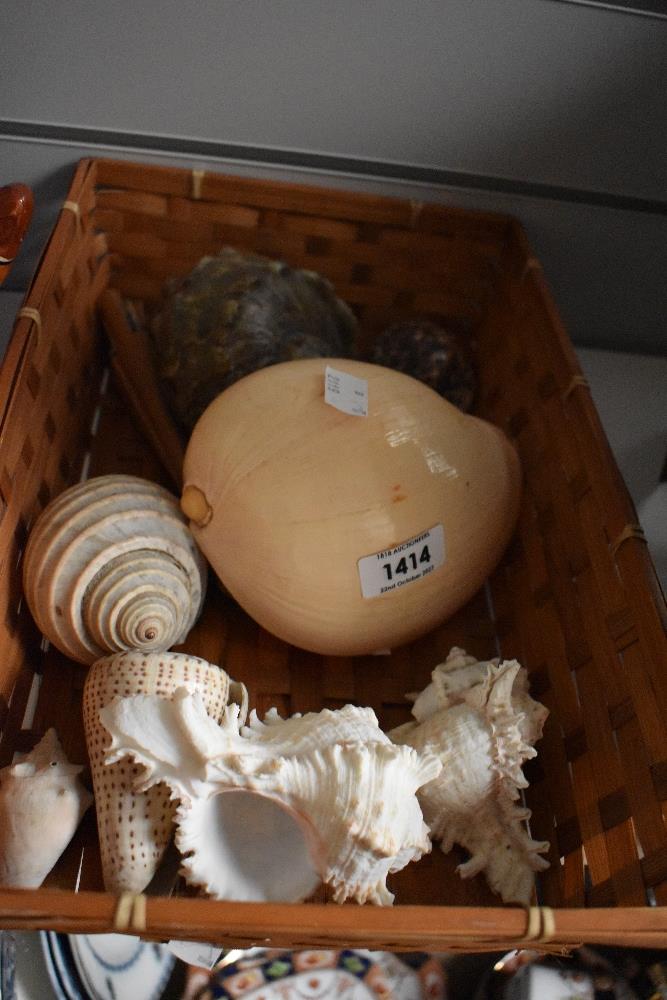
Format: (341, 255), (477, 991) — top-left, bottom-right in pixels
(1, 888), (666, 950)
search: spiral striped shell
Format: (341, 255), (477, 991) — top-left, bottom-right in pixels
(23, 474), (207, 665)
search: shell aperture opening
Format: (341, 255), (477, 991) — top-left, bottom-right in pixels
(180, 789), (322, 902)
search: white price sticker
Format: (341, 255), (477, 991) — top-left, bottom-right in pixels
(167, 939), (223, 969)
(324, 365), (368, 416)
(357, 524), (445, 599)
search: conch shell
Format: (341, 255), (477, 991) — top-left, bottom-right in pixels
(0, 729), (92, 888)
(23, 474), (207, 665)
(390, 647), (549, 904)
(100, 690), (441, 905)
(83, 650), (244, 893)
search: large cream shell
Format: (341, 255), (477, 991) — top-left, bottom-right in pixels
(83, 650), (241, 893)
(23, 474), (207, 665)
(0, 729), (92, 888)
(100, 692), (441, 905)
(182, 359), (520, 655)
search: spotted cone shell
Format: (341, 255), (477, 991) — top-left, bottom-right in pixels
(83, 650), (243, 893)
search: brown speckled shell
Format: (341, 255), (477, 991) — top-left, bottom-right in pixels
(370, 319), (477, 412)
(83, 650), (232, 894)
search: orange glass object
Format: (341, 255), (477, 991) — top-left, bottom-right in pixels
(0, 183), (34, 285)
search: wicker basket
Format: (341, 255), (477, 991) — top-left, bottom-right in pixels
(0, 158), (664, 952)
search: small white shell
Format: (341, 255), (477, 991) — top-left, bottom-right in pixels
(0, 729), (92, 888)
(390, 650), (549, 905)
(100, 690), (441, 905)
(83, 650), (243, 894)
(23, 474), (207, 664)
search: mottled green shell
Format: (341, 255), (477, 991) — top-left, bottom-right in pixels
(151, 248), (358, 432)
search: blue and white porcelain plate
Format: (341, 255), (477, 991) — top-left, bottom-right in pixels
(40, 930), (175, 1000)
(41, 931), (86, 1000)
(70, 933), (176, 1000)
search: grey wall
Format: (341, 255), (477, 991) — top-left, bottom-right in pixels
(1, 0), (665, 354)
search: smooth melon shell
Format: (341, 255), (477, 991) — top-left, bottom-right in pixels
(182, 358), (520, 655)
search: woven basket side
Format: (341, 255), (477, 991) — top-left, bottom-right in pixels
(475, 223), (667, 909)
(91, 159), (511, 356)
(0, 160), (108, 765)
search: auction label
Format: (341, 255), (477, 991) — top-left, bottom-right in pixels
(358, 524), (445, 598)
(324, 365), (368, 416)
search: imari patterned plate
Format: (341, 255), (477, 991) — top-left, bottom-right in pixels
(196, 949), (447, 1000)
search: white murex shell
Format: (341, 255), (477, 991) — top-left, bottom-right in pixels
(23, 474), (207, 665)
(100, 690), (441, 905)
(389, 647), (550, 905)
(0, 729), (92, 888)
